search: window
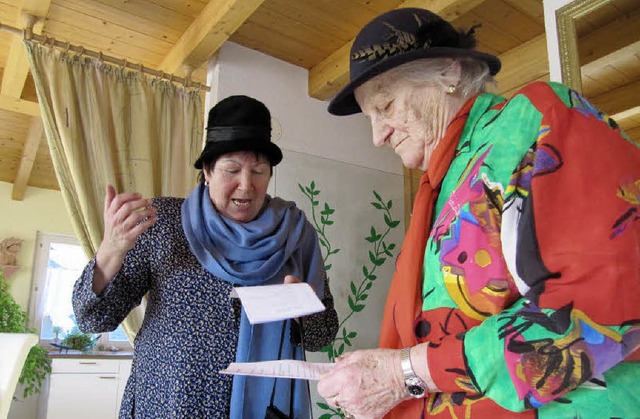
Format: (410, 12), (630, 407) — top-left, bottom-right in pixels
(29, 232), (131, 350)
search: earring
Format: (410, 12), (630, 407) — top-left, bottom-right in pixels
(204, 181), (209, 186)
(446, 85), (457, 95)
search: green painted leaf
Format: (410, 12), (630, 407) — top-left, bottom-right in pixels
(348, 296), (355, 309)
(322, 203), (335, 215)
(353, 305), (365, 312)
(350, 282), (357, 294)
(387, 200), (393, 209)
(373, 190), (382, 201)
(371, 202), (383, 209)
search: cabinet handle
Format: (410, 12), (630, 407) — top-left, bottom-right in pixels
(99, 376), (117, 379)
(78, 362), (98, 365)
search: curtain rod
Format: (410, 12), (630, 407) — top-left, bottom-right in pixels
(0, 20), (211, 92)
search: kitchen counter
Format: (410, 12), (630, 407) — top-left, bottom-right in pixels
(47, 348), (134, 359)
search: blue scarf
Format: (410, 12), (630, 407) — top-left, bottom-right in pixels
(182, 183), (325, 418)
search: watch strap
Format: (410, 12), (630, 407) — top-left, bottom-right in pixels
(400, 347), (427, 398)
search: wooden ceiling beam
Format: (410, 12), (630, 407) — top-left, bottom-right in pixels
(581, 38), (640, 99)
(11, 116), (43, 201)
(0, 0), (52, 99)
(493, 34), (549, 98)
(612, 106), (640, 126)
(308, 0), (487, 101)
(589, 79), (640, 117)
(0, 94), (41, 116)
(612, 106), (640, 142)
(578, 7), (640, 66)
(159, 0), (266, 75)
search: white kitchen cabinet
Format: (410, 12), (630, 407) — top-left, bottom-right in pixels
(43, 357), (132, 419)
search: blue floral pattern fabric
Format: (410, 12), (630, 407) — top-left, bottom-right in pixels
(73, 197), (338, 418)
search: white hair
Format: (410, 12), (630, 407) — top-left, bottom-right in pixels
(384, 57), (495, 99)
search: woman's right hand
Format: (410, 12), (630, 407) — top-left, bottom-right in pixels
(93, 185), (156, 293)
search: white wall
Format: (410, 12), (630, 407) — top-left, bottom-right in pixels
(207, 42), (406, 416)
(543, 0), (574, 83)
(210, 42), (402, 176)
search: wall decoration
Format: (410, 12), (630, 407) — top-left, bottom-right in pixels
(0, 237), (23, 279)
(298, 181), (400, 418)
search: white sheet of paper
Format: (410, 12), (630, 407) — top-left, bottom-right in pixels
(233, 282), (325, 324)
(220, 360), (334, 380)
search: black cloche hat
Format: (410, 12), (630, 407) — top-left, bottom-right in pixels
(328, 8), (501, 116)
(194, 95), (283, 169)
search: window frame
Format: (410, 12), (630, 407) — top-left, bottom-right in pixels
(28, 232), (132, 351)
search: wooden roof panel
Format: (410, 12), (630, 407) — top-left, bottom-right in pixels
(0, 0), (637, 195)
(45, 2), (175, 57)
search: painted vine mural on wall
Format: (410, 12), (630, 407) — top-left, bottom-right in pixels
(298, 181), (401, 419)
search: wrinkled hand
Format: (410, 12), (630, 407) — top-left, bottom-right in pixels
(100, 185), (156, 257)
(93, 185), (156, 292)
(317, 348), (408, 419)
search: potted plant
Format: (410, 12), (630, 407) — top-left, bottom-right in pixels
(60, 328), (100, 352)
(0, 268), (52, 398)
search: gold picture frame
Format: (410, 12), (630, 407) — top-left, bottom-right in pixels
(555, 0), (612, 95)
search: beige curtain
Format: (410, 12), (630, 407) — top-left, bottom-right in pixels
(24, 40), (203, 342)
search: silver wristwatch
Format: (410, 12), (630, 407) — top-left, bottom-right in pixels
(400, 347), (427, 398)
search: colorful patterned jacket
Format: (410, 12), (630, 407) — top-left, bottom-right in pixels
(412, 82), (639, 418)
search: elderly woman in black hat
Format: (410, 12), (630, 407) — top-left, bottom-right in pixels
(73, 95), (339, 418)
(318, 7), (640, 419)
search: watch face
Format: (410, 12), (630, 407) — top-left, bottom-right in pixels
(407, 384), (425, 398)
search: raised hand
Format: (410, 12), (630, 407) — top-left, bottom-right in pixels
(93, 185), (156, 293)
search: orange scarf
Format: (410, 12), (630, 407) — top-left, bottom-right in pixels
(379, 98), (474, 417)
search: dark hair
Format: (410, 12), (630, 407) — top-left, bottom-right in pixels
(197, 150), (274, 183)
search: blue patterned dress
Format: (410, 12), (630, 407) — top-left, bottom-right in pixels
(73, 197), (339, 418)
